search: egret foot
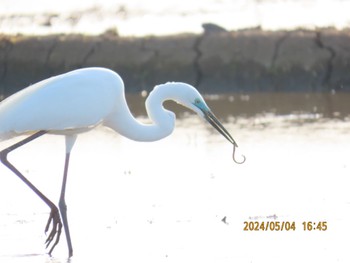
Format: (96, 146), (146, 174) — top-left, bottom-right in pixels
(44, 207), (62, 255)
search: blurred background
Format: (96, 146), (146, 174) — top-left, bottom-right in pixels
(0, 1), (350, 263)
(0, 0), (349, 36)
(1, 0), (350, 116)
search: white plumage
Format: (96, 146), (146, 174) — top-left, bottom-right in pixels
(0, 67), (242, 257)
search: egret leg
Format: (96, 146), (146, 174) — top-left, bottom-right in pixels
(58, 152), (73, 257)
(0, 131), (63, 255)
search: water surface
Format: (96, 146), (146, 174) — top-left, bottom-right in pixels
(0, 94), (349, 262)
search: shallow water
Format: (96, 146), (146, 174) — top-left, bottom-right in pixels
(0, 95), (349, 262)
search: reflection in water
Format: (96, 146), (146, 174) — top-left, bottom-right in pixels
(127, 92), (350, 120)
(0, 94), (349, 263)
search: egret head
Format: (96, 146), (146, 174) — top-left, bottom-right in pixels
(152, 82), (245, 163)
(169, 83), (239, 148)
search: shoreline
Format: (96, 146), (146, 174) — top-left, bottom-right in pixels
(1, 27), (350, 97)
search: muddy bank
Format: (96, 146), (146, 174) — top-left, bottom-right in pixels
(1, 28), (350, 97)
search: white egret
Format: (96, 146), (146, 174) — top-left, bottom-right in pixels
(0, 67), (244, 257)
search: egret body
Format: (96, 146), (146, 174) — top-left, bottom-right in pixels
(0, 67), (243, 257)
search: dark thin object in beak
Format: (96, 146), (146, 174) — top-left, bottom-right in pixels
(232, 144), (246, 164)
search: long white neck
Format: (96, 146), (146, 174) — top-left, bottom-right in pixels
(104, 84), (178, 142)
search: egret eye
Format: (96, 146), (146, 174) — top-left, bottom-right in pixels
(194, 98), (201, 105)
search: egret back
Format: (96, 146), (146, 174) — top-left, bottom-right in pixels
(0, 68), (124, 140)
